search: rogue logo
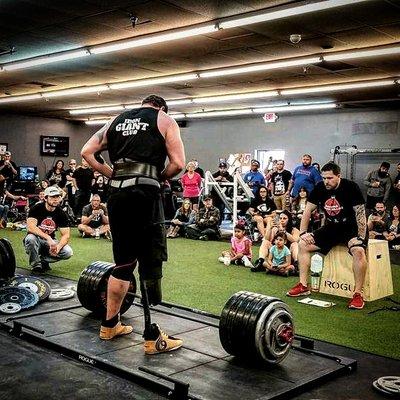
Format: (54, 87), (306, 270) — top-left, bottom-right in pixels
(324, 280), (353, 292)
(78, 354), (96, 365)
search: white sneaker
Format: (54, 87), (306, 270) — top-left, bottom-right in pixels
(218, 256), (225, 263)
(95, 228), (100, 239)
(242, 256), (253, 268)
(223, 256), (231, 266)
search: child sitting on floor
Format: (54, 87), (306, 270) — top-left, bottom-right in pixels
(218, 223), (253, 267)
(266, 232), (295, 276)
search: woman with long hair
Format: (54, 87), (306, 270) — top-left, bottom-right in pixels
(383, 204), (400, 249)
(166, 198), (196, 238)
(46, 159), (67, 188)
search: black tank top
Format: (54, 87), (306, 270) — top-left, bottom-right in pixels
(107, 107), (167, 173)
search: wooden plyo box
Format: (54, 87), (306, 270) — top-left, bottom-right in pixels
(319, 239), (393, 301)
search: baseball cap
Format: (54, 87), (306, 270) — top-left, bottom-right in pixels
(44, 186), (62, 197)
(4, 151), (11, 156)
(219, 162), (227, 168)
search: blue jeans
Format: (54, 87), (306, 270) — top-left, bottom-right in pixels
(0, 204), (9, 224)
(23, 234), (73, 268)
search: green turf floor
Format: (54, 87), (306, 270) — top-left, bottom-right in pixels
(2, 229), (399, 359)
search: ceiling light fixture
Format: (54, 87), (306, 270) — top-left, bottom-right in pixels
(323, 45), (400, 62)
(254, 103), (337, 113)
(70, 105), (125, 115)
(193, 90), (279, 103)
(199, 57), (321, 78)
(85, 119), (110, 125)
(281, 79), (395, 95)
(2, 49), (90, 71)
(42, 85), (110, 98)
(0, 93), (42, 103)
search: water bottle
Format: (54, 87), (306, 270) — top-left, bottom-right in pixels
(310, 253), (323, 292)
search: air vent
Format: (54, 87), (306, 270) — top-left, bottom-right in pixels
(352, 122), (398, 135)
(317, 60), (357, 72)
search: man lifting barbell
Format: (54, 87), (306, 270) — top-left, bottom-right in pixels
(81, 94), (186, 354)
(287, 162), (368, 310)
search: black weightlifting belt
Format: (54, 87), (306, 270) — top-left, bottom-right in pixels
(111, 160), (160, 189)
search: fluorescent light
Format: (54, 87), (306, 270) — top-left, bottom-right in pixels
(220, 0), (367, 29)
(91, 25), (217, 54)
(85, 119), (110, 126)
(200, 57), (321, 78)
(69, 105), (125, 115)
(171, 113), (186, 120)
(168, 99), (193, 106)
(281, 79), (395, 95)
(109, 73), (198, 90)
(125, 104), (142, 110)
(2, 49), (90, 71)
(254, 103), (337, 113)
(0, 94), (42, 103)
(187, 109), (254, 118)
(42, 85), (110, 98)
(323, 45), (400, 62)
(193, 90), (279, 103)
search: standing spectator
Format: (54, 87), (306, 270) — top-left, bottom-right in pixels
(393, 162), (400, 205)
(364, 162), (392, 211)
(270, 160), (292, 211)
(91, 175), (109, 204)
(212, 161), (233, 223)
(186, 195), (220, 240)
(65, 159), (77, 209)
(0, 151), (17, 188)
(72, 158), (94, 219)
(288, 154), (322, 201)
(218, 223), (253, 267)
(24, 186), (73, 273)
(78, 194), (110, 239)
(181, 161), (202, 211)
(46, 159), (67, 189)
(243, 160), (265, 195)
(367, 202), (390, 240)
(383, 205), (400, 249)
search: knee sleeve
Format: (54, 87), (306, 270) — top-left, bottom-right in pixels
(111, 261), (136, 281)
(141, 278), (162, 306)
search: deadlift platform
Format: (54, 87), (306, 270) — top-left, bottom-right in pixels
(0, 273), (357, 400)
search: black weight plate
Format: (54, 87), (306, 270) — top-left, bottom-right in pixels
(9, 276), (51, 302)
(0, 238), (16, 280)
(0, 286), (39, 310)
(219, 291), (242, 352)
(0, 241), (10, 281)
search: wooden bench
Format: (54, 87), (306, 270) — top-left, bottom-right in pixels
(319, 239), (393, 301)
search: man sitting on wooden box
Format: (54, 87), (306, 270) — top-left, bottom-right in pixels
(287, 162), (368, 309)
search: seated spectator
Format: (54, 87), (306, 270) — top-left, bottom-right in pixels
(0, 151), (18, 188)
(0, 177), (27, 228)
(24, 186), (73, 273)
(46, 159), (67, 188)
(383, 205), (400, 249)
(251, 210), (299, 272)
(368, 202), (390, 240)
(91, 175), (109, 204)
(166, 198), (196, 238)
(37, 179), (50, 193)
(34, 190), (45, 205)
(78, 194), (110, 239)
(218, 223), (253, 267)
(265, 232), (295, 276)
(186, 195), (220, 241)
(247, 185), (276, 239)
(181, 161), (202, 211)
(243, 159), (265, 195)
(291, 187), (309, 225)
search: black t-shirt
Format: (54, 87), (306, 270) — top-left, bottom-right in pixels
(250, 197), (277, 216)
(28, 202), (69, 238)
(91, 184), (109, 203)
(270, 170), (292, 196)
(308, 179), (364, 225)
(73, 167), (94, 191)
(0, 160), (17, 180)
(212, 170), (233, 182)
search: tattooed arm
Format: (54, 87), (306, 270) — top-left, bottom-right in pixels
(81, 119), (114, 178)
(353, 204), (367, 240)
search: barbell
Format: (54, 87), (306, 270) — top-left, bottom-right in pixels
(77, 261), (294, 364)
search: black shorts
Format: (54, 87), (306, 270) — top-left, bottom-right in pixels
(107, 185), (167, 280)
(312, 223), (364, 255)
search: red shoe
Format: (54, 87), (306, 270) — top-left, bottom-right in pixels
(286, 282), (310, 297)
(348, 292), (364, 309)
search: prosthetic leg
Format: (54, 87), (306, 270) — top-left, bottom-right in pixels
(140, 278), (183, 355)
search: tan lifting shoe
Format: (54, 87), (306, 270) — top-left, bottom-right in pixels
(144, 325), (183, 355)
(99, 322), (133, 340)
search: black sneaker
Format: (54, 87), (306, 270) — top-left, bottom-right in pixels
(199, 235), (209, 241)
(250, 259), (265, 272)
(31, 265), (44, 274)
(41, 261), (51, 272)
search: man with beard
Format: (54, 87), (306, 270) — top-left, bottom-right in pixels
(270, 160), (292, 211)
(243, 159), (265, 195)
(288, 154), (322, 202)
(24, 186), (73, 273)
(367, 202), (390, 240)
(287, 162), (368, 310)
(364, 162), (392, 211)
